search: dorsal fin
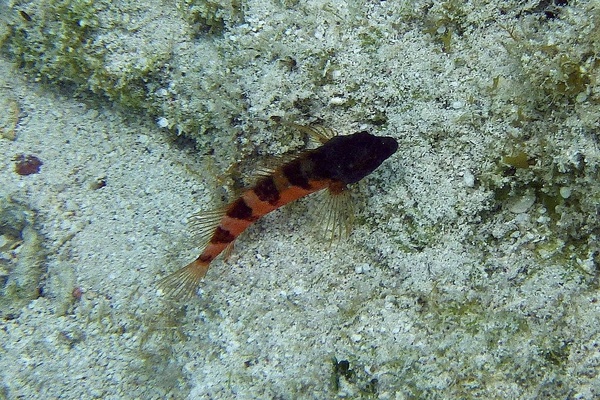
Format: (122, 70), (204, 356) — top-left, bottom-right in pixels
(270, 116), (339, 144)
(290, 124), (338, 144)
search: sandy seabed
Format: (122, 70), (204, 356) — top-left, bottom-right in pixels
(1, 1), (600, 399)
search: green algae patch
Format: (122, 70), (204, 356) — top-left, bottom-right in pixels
(2, 0), (170, 113)
(500, 2), (600, 111)
(330, 357), (378, 397)
(4, 0), (102, 87)
(476, 1), (600, 281)
(177, 0), (245, 37)
(0, 198), (45, 317)
(502, 151), (530, 169)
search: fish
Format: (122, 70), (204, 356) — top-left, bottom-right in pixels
(159, 123), (398, 298)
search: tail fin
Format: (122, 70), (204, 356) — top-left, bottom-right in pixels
(158, 258), (209, 299)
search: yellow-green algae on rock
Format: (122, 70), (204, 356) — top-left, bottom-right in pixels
(0, 198), (45, 317)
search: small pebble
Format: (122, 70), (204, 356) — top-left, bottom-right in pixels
(559, 187), (572, 199)
(463, 170), (475, 187)
(508, 193), (536, 213)
(451, 100), (464, 109)
(14, 154), (43, 175)
(156, 117), (169, 128)
(329, 97), (346, 106)
(137, 134), (149, 144)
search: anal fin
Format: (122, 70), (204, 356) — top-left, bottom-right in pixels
(189, 207), (227, 249)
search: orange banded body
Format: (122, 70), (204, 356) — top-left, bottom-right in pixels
(160, 129), (398, 298)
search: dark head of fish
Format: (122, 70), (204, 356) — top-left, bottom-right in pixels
(314, 131), (398, 184)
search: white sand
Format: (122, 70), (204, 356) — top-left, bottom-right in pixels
(1, 1), (599, 399)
